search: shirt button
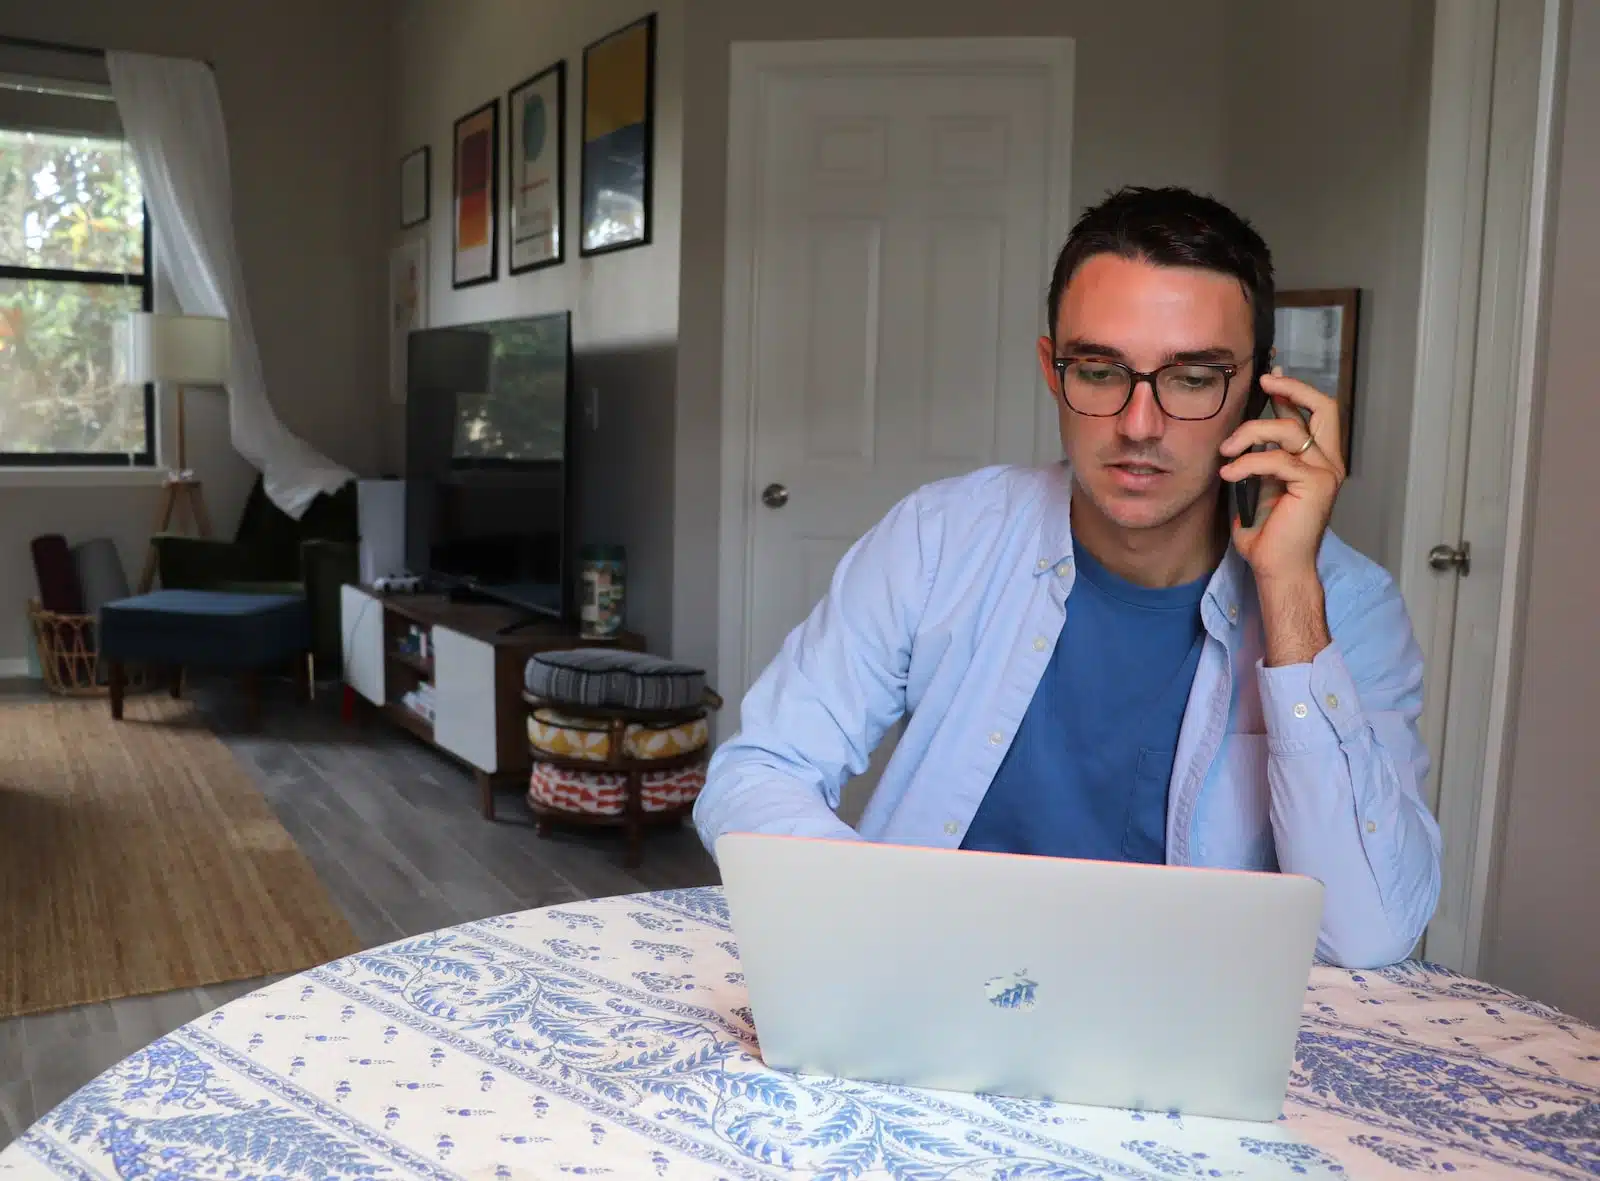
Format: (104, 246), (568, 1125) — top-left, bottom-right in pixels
(1325, 693), (1340, 710)
(1293, 703), (1309, 719)
(944, 821), (960, 836)
(1055, 563), (1069, 576)
(1037, 558), (1050, 571)
(1366, 820), (1377, 834)
(1227, 604), (1239, 623)
(988, 731), (1004, 746)
(1033, 636), (1048, 652)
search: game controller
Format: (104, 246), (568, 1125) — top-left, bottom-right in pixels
(373, 574), (423, 595)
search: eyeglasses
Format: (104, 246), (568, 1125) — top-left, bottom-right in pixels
(1051, 356), (1240, 421)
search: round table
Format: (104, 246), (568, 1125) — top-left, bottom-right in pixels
(2, 888), (1595, 1180)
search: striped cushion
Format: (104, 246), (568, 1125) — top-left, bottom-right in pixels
(525, 649), (705, 712)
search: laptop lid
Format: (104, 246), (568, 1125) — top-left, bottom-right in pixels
(717, 834), (1323, 1122)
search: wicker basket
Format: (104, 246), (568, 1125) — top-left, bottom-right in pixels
(26, 600), (147, 697)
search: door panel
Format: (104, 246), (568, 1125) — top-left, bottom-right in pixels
(802, 218), (882, 465)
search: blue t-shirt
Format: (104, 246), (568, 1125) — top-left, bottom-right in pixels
(960, 539), (1209, 863)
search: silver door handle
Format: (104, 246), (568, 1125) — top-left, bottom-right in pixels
(762, 483), (789, 509)
(1428, 541), (1470, 575)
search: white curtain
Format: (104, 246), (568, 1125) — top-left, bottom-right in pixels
(107, 51), (351, 518)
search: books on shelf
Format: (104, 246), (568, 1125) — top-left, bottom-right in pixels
(400, 681), (436, 723)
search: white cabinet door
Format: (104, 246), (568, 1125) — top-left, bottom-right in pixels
(341, 584), (385, 705)
(433, 626), (498, 773)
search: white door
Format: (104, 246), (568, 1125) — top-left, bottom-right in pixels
(718, 39), (1073, 714)
(1399, 0), (1559, 970)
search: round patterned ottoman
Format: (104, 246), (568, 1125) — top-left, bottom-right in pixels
(522, 653), (720, 867)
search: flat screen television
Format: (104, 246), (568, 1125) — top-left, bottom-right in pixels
(404, 311), (574, 620)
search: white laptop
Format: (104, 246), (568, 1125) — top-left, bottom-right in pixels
(716, 834), (1324, 1122)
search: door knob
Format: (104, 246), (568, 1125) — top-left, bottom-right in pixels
(761, 483), (790, 509)
(1428, 541), (1470, 576)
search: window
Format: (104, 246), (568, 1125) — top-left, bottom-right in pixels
(0, 121), (151, 466)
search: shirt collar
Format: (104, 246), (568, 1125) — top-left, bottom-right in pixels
(1034, 462), (1076, 576)
(1035, 463), (1250, 635)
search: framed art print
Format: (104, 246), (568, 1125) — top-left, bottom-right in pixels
(580, 13), (655, 256)
(1274, 288), (1361, 470)
(400, 146), (429, 228)
(452, 98), (499, 288)
(508, 61), (566, 273)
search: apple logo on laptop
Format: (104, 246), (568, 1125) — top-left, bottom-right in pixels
(984, 971), (1038, 1011)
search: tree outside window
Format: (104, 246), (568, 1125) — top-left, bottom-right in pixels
(0, 126), (151, 465)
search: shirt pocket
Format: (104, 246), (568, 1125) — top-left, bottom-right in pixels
(1121, 747), (1176, 863)
(1204, 732), (1276, 871)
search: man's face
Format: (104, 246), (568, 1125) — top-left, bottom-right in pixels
(1037, 253), (1256, 533)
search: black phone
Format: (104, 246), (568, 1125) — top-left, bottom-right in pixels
(1233, 355), (1272, 529)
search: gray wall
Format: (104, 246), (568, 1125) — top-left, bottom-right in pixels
(0, 0), (391, 669)
(1482, 0), (1600, 1026)
(391, 0), (684, 652)
(1221, 0), (1434, 571)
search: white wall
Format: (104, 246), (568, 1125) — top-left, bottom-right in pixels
(391, 0), (684, 652)
(1221, 0), (1435, 570)
(0, 0), (391, 671)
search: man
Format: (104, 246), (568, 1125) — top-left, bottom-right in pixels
(694, 186), (1441, 969)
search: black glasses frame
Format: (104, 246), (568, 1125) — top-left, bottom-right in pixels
(1051, 356), (1241, 421)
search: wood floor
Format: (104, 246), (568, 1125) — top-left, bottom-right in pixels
(0, 678), (719, 1146)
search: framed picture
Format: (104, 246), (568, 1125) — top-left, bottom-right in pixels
(452, 98), (499, 288)
(389, 238), (428, 404)
(399, 146), (430, 228)
(1274, 288), (1360, 470)
(580, 13), (655, 256)
(508, 61), (566, 274)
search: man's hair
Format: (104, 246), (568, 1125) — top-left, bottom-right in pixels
(1045, 186), (1275, 372)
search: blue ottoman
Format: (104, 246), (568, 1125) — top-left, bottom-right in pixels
(100, 590), (311, 723)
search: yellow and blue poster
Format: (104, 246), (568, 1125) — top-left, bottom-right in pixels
(581, 14), (654, 255)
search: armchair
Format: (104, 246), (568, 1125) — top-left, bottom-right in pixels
(153, 476), (358, 670)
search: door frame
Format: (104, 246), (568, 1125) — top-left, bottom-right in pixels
(1397, 0), (1565, 971)
(715, 37), (1076, 716)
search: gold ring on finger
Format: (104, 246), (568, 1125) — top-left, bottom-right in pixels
(1295, 434), (1316, 455)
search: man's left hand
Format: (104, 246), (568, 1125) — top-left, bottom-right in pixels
(1219, 368), (1346, 585)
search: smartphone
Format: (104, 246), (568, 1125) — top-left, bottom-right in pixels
(1234, 365), (1272, 529)
(1234, 377), (1314, 527)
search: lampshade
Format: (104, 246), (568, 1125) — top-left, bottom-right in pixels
(114, 313), (230, 386)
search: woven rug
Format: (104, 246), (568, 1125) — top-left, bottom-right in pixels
(0, 694), (360, 1018)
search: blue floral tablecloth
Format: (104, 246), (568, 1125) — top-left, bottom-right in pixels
(2, 887), (1595, 1180)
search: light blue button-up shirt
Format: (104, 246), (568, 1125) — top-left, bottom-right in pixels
(695, 464), (1443, 969)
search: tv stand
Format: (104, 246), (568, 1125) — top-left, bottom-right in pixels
(339, 585), (645, 818)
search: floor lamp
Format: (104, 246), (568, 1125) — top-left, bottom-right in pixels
(117, 312), (230, 592)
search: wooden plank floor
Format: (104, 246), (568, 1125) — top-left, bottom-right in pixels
(0, 678), (718, 1145)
